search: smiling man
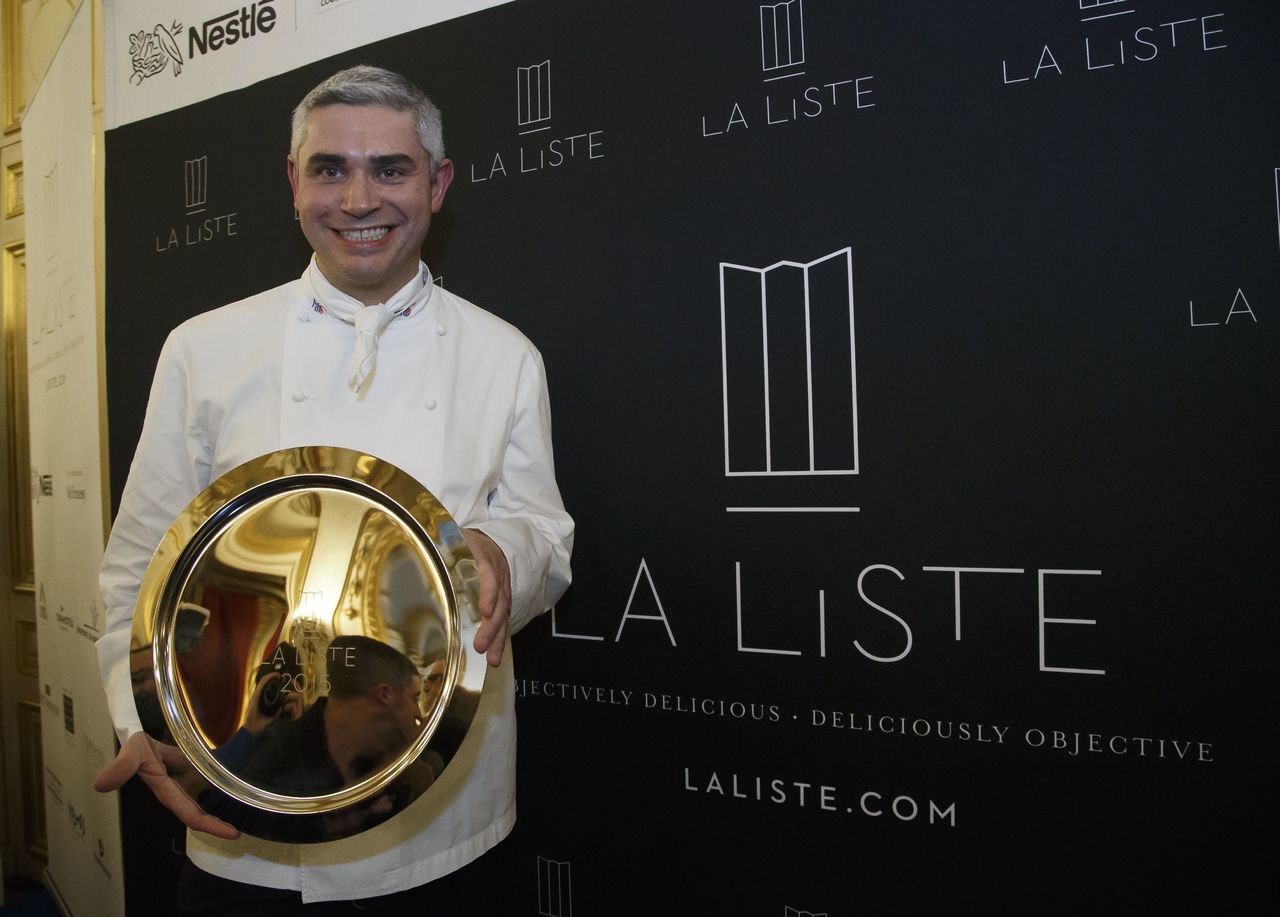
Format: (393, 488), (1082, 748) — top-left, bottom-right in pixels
(93, 66), (573, 915)
(288, 97), (450, 306)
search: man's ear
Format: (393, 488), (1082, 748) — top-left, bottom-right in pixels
(430, 158), (454, 213)
(286, 156), (299, 203)
(372, 683), (394, 706)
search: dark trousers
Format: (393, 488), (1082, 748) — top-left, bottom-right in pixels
(176, 842), (507, 917)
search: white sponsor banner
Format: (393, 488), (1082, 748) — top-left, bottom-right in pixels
(105, 0), (514, 129)
(24, 5), (125, 915)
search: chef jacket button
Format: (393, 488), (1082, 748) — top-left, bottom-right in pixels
(435, 323), (447, 336)
(424, 397), (437, 411)
(292, 389), (308, 403)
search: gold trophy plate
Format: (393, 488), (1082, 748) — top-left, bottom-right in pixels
(129, 447), (485, 842)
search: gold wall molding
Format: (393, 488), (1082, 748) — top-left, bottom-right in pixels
(4, 239), (33, 591)
(17, 699), (46, 858)
(1, 0), (22, 132)
(15, 616), (36, 675)
(4, 0), (80, 133)
(4, 158), (22, 216)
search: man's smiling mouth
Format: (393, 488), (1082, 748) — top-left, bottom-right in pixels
(338, 227), (391, 242)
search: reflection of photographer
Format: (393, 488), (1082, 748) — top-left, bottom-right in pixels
(205, 637), (426, 842)
(255, 641), (302, 719)
(213, 668), (305, 772)
(231, 636), (423, 796)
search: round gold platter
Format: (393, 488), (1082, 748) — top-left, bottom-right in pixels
(129, 447), (485, 842)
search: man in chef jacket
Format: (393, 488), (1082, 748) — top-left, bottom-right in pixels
(93, 65), (573, 916)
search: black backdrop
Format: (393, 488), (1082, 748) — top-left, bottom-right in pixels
(105, 1), (1278, 913)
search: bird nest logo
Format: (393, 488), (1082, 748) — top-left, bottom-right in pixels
(128, 21), (184, 85)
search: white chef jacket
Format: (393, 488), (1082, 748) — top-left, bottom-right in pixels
(96, 265), (573, 901)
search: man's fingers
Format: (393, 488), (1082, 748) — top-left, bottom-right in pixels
(463, 528), (511, 667)
(472, 610), (508, 666)
(93, 731), (151, 792)
(485, 619), (508, 667)
(138, 769), (240, 840)
(93, 753), (138, 792)
(478, 567), (497, 617)
(94, 732), (240, 840)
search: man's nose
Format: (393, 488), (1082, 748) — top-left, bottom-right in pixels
(341, 173), (378, 215)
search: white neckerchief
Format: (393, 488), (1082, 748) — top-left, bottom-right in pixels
(302, 258), (434, 395)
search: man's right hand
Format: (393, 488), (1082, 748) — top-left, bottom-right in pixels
(93, 731), (240, 840)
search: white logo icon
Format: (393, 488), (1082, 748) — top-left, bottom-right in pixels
(719, 247), (859, 477)
(785, 908), (828, 917)
(41, 164), (57, 262)
(537, 855), (573, 917)
(517, 60), (552, 133)
(184, 156), (208, 215)
(1273, 167), (1280, 251)
(761, 0), (806, 79)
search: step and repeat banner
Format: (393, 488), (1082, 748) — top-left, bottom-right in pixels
(24, 5), (125, 916)
(103, 1), (1277, 913)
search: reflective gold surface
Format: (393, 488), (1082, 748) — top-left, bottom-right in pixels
(130, 447), (484, 842)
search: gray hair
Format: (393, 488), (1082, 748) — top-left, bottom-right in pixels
(290, 65), (445, 177)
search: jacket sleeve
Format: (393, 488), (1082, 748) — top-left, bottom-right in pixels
(96, 330), (212, 743)
(470, 344), (574, 636)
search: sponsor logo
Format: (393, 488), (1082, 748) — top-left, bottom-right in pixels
(154, 156), (240, 252)
(536, 856), (573, 917)
(517, 60), (552, 133)
(44, 767), (65, 804)
(720, 248), (859, 478)
(1188, 287), (1258, 328)
(128, 21), (183, 85)
(185, 156), (208, 214)
(41, 686), (59, 719)
(189, 3), (279, 57)
(701, 2), (875, 138)
(318, 0), (358, 11)
(1000, 2), (1229, 86)
(81, 732), (109, 772)
(470, 60), (605, 184)
(63, 693), (75, 735)
(40, 164), (57, 262)
(761, 0), (806, 78)
(67, 801), (86, 837)
(127, 2), (280, 87)
(39, 472), (53, 496)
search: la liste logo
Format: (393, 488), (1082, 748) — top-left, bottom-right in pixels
(154, 155), (240, 252)
(469, 59), (605, 184)
(700, 0), (876, 138)
(128, 1), (278, 86)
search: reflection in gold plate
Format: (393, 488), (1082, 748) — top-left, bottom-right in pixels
(131, 447), (485, 842)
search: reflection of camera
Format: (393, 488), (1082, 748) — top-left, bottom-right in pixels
(256, 642), (301, 718)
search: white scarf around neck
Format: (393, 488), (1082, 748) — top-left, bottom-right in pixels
(303, 258), (435, 395)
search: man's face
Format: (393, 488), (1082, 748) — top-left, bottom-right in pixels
(392, 675), (425, 745)
(287, 104), (453, 305)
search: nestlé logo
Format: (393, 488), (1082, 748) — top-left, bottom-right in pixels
(127, 2), (278, 87)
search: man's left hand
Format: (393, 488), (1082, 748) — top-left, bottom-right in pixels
(463, 528), (511, 667)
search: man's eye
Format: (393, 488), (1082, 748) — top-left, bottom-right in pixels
(379, 168), (404, 179)
(316, 166), (341, 178)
